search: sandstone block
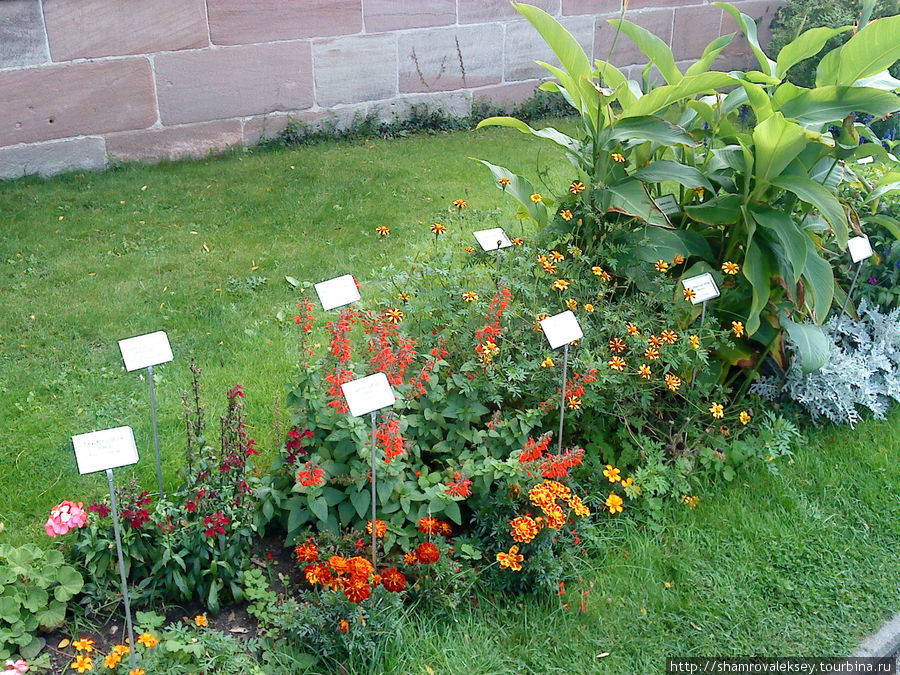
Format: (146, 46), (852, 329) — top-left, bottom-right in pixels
(0, 0), (49, 69)
(365, 0), (456, 33)
(721, 1), (779, 57)
(506, 17), (594, 81)
(371, 91), (473, 124)
(472, 80), (542, 108)
(625, 0), (703, 8)
(207, 0), (362, 46)
(459, 0), (558, 24)
(595, 9), (673, 67)
(0, 137), (106, 180)
(399, 25), (503, 93)
(561, 0), (622, 16)
(105, 120), (242, 163)
(313, 34), (397, 107)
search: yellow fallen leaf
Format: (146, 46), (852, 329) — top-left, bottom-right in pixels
(425, 667), (435, 675)
(690, 621), (703, 631)
(58, 638), (70, 649)
(202, 243), (210, 253)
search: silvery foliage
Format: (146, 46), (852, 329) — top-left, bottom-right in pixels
(751, 300), (900, 426)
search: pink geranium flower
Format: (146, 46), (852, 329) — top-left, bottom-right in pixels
(3, 658), (29, 674)
(44, 500), (88, 537)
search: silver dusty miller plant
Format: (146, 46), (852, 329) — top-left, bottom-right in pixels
(752, 300), (900, 426)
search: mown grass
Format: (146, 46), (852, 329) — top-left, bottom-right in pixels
(2, 125), (898, 669)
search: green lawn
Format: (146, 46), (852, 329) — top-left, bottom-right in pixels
(2, 126), (898, 670)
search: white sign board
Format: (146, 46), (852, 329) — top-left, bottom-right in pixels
(682, 273), (720, 305)
(118, 331), (173, 372)
(656, 194), (680, 216)
(857, 156), (874, 165)
(848, 235), (874, 263)
(73, 426), (139, 475)
(540, 310), (584, 350)
(473, 228), (512, 251)
(315, 274), (361, 311)
(341, 373), (396, 417)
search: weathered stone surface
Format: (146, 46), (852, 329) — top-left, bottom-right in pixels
(43, 0), (207, 60)
(595, 9), (673, 66)
(155, 43), (313, 126)
(0, 0), (49, 69)
(721, 0), (779, 57)
(472, 79), (542, 107)
(365, 0), (456, 32)
(506, 17), (594, 81)
(0, 59), (156, 146)
(459, 0), (558, 23)
(313, 34), (397, 107)
(207, 0), (361, 46)
(0, 137), (106, 180)
(399, 25), (503, 93)
(673, 5), (724, 61)
(626, 0), (702, 8)
(561, 0), (621, 16)
(105, 120), (242, 163)
(371, 91), (473, 124)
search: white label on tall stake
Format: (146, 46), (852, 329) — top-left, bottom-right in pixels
(341, 373), (396, 417)
(656, 194), (680, 215)
(540, 310), (583, 349)
(857, 156), (874, 165)
(848, 235), (874, 263)
(682, 273), (720, 304)
(473, 228), (512, 251)
(73, 426), (139, 475)
(118, 331), (173, 372)
(315, 274), (361, 311)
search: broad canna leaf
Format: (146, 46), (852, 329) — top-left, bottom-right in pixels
(775, 25), (853, 79)
(740, 81), (774, 122)
(633, 160), (715, 192)
(608, 18), (682, 85)
(598, 116), (698, 148)
(626, 226), (713, 263)
(474, 159), (548, 226)
(779, 86), (900, 127)
(603, 179), (670, 226)
(750, 205), (809, 285)
(742, 239), (774, 335)
(685, 33), (735, 77)
(829, 14), (900, 86)
(780, 313), (831, 373)
(864, 172), (900, 203)
(864, 214), (900, 240)
(714, 2), (776, 77)
(685, 193), (743, 225)
(770, 174), (849, 247)
(619, 72), (736, 118)
(752, 113), (808, 188)
(594, 59), (638, 108)
(800, 237), (835, 323)
(476, 116), (586, 159)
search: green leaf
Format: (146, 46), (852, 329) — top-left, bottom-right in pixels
(594, 59), (637, 108)
(779, 86), (900, 127)
(628, 227), (714, 263)
(865, 173), (900, 203)
(800, 239), (835, 323)
(608, 18), (681, 84)
(284, 276), (300, 288)
(740, 81), (773, 121)
(349, 490), (370, 519)
(632, 160), (714, 192)
(743, 239), (774, 335)
(307, 495), (329, 523)
(780, 314), (831, 374)
(830, 14), (900, 86)
(770, 174), (849, 247)
(752, 113), (808, 187)
(684, 193), (743, 225)
(714, 2), (776, 76)
(750, 205), (808, 285)
(603, 179), (669, 226)
(36, 600), (66, 629)
(476, 117), (585, 158)
(474, 159), (548, 226)
(52, 565), (83, 602)
(620, 72), (736, 118)
(775, 25), (853, 79)
(864, 214), (900, 240)
(444, 500), (462, 525)
(685, 33), (735, 77)
(598, 116), (698, 148)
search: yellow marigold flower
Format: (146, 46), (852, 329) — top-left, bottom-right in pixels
(453, 199), (468, 210)
(397, 291), (410, 302)
(608, 356), (626, 371)
(366, 519), (387, 538)
(569, 181), (586, 194)
(603, 465), (621, 483)
(621, 477), (633, 488)
(497, 545), (524, 571)
(130, 670), (146, 675)
(689, 334), (700, 349)
(462, 291), (479, 303)
(609, 337), (626, 353)
(194, 614), (208, 627)
(542, 261), (558, 274)
(510, 515), (541, 543)
(672, 254), (686, 265)
(73, 638), (96, 653)
(661, 329), (678, 345)
(497, 177), (511, 187)
(611, 152), (626, 163)
(638, 364), (651, 379)
(71, 655), (93, 673)
(682, 494), (699, 509)
(709, 402), (724, 419)
(534, 313), (549, 331)
(626, 322), (640, 337)
(644, 347), (660, 361)
(648, 334), (663, 348)
(591, 265), (604, 276)
(104, 653), (122, 669)
(464, 245), (475, 253)
(739, 410), (751, 425)
(137, 633), (159, 649)
(112, 645), (130, 656)
(683, 287), (697, 302)
(567, 395), (582, 410)
(655, 259), (669, 273)
(530, 193), (543, 203)
(599, 269), (612, 282)
(512, 237), (524, 245)
(536, 254), (549, 265)
(693, 187), (705, 197)
(665, 373), (682, 392)
(560, 209), (573, 221)
(551, 279), (570, 292)
(431, 222), (447, 235)
(732, 321), (744, 338)
(550, 250), (565, 262)
(541, 356), (555, 368)
(385, 307), (404, 324)
(566, 298), (578, 310)
(722, 261), (740, 275)
(375, 225), (391, 237)
(606, 493), (624, 514)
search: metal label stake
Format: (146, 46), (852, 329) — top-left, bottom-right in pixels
(106, 469), (137, 671)
(370, 410), (378, 569)
(837, 235), (874, 329)
(147, 365), (164, 498)
(539, 311), (583, 453)
(557, 343), (569, 455)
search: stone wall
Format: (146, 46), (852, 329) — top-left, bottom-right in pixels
(0, 0), (779, 179)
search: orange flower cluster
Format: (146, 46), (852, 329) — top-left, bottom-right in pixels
(519, 433), (552, 463)
(293, 298), (316, 334)
(295, 540), (319, 562)
(362, 313), (416, 386)
(366, 519), (387, 538)
(297, 462), (325, 488)
(375, 416), (406, 463)
(474, 288), (511, 368)
(445, 472), (472, 498)
(302, 549), (407, 603)
(509, 514), (541, 543)
(418, 517), (453, 537)
(413, 541), (440, 564)
(325, 367), (355, 413)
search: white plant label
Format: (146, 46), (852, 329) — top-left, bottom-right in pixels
(857, 156), (874, 165)
(315, 274), (361, 311)
(73, 426), (139, 475)
(473, 228), (512, 251)
(341, 373), (396, 417)
(656, 194), (680, 216)
(540, 310), (584, 350)
(682, 273), (720, 305)
(118, 331), (173, 372)
(848, 235), (874, 263)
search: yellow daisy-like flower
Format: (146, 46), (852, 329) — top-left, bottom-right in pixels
(194, 614), (208, 627)
(621, 477), (633, 488)
(530, 193), (543, 203)
(638, 364), (651, 379)
(731, 321), (744, 338)
(672, 254), (685, 266)
(603, 465), (621, 483)
(569, 181), (586, 194)
(453, 199), (468, 210)
(512, 237), (524, 246)
(497, 177), (511, 188)
(682, 494), (699, 509)
(689, 334), (700, 349)
(722, 261), (740, 275)
(566, 298), (578, 311)
(560, 209), (573, 221)
(683, 287), (697, 302)
(496, 545), (524, 571)
(661, 329), (678, 345)
(739, 410), (751, 425)
(693, 187), (705, 197)
(375, 225), (391, 237)
(610, 152), (626, 164)
(462, 291), (479, 303)
(709, 402), (724, 419)
(71, 655), (93, 673)
(137, 633), (159, 649)
(648, 334), (664, 348)
(73, 638), (96, 653)
(626, 322), (640, 337)
(542, 261), (558, 274)
(608, 356), (626, 371)
(431, 222), (447, 235)
(606, 493), (624, 514)
(541, 356), (555, 368)
(567, 396), (582, 410)
(644, 347), (660, 361)
(104, 653), (122, 669)
(536, 254), (549, 265)
(534, 313), (549, 331)
(665, 373), (682, 392)
(551, 279), (570, 292)
(583, 303), (595, 312)
(130, 669), (147, 675)
(550, 250), (565, 262)
(609, 337), (626, 354)
(599, 270), (612, 282)
(398, 291), (410, 302)
(112, 645), (130, 657)
(655, 259), (669, 273)
(385, 307), (405, 324)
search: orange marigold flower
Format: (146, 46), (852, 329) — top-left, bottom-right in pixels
(431, 222), (447, 235)
(661, 329), (678, 345)
(583, 303), (595, 312)
(436, 521), (453, 537)
(551, 279), (570, 292)
(739, 410), (751, 425)
(608, 356), (626, 371)
(542, 261), (558, 274)
(603, 465), (621, 483)
(338, 619), (350, 633)
(71, 655), (93, 674)
(403, 551), (418, 565)
(665, 373), (682, 392)
(416, 541), (440, 564)
(655, 259), (669, 273)
(566, 298), (578, 311)
(384, 307), (404, 324)
(464, 245), (475, 253)
(638, 364), (651, 379)
(453, 199), (468, 210)
(130, 670), (146, 675)
(73, 638), (96, 653)
(550, 250), (565, 262)
(397, 291), (410, 302)
(497, 177), (511, 187)
(375, 226), (391, 237)
(305, 562), (332, 586)
(722, 261), (740, 275)
(648, 334), (664, 348)
(346, 556), (375, 580)
(609, 337), (626, 353)
(510, 515), (541, 543)
(380, 567), (408, 592)
(497, 545), (525, 571)
(567, 395), (582, 410)
(606, 493), (624, 514)
(512, 237), (524, 245)
(673, 254), (686, 265)
(682, 494), (700, 509)
(418, 516), (440, 535)
(611, 152), (626, 163)
(194, 614), (208, 628)
(462, 291), (479, 303)
(295, 541), (319, 562)
(560, 209), (573, 221)
(366, 520), (387, 538)
(709, 402), (725, 419)
(626, 322), (640, 336)
(344, 581), (371, 603)
(541, 356), (555, 368)
(689, 334), (700, 349)
(683, 287), (697, 302)
(732, 321), (744, 338)
(137, 633), (158, 649)
(569, 181), (586, 194)
(644, 347), (660, 360)
(112, 645), (130, 657)
(530, 193), (543, 203)
(104, 653), (122, 669)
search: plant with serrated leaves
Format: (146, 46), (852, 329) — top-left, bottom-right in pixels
(752, 300), (900, 424)
(0, 543), (83, 661)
